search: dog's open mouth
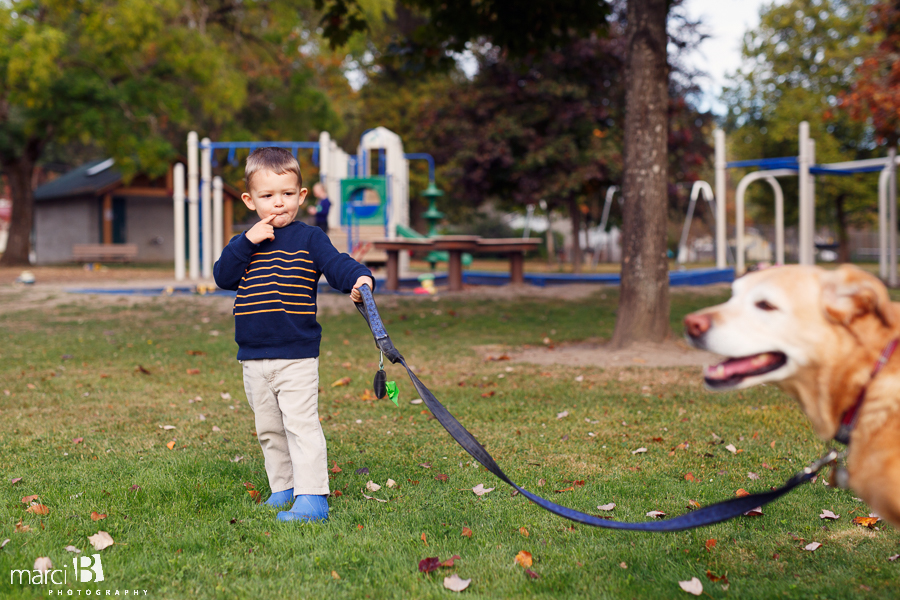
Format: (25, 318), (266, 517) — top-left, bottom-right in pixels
(704, 352), (787, 388)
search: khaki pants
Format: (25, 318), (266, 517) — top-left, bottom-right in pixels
(241, 358), (329, 495)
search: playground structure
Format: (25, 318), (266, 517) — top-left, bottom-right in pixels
(713, 123), (900, 282)
(174, 127), (433, 282)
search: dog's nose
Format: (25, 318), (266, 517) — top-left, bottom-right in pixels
(684, 313), (711, 338)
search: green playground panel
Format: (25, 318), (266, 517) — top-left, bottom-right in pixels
(340, 177), (387, 226)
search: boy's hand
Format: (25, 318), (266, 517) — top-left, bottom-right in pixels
(350, 276), (374, 303)
(245, 214), (277, 244)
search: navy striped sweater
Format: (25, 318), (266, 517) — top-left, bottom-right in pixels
(213, 222), (373, 360)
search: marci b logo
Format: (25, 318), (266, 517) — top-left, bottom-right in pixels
(74, 554), (104, 583)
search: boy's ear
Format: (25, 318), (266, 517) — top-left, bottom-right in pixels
(298, 188), (308, 206)
(241, 192), (255, 211)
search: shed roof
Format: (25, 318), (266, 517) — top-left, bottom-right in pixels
(34, 159), (121, 201)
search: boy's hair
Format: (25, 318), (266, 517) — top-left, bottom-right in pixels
(245, 147), (303, 189)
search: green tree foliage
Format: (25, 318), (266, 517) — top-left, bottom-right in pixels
(0, 0), (345, 265)
(721, 0), (883, 261)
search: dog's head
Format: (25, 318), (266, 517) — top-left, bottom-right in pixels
(684, 264), (896, 438)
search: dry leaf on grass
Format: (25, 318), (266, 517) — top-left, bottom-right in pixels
(421, 533), (428, 546)
(362, 492), (387, 503)
(166, 441), (176, 450)
(1, 539), (11, 548)
(26, 504), (49, 515)
(88, 531), (114, 551)
(15, 519), (30, 533)
(598, 503), (616, 511)
(386, 479), (397, 488)
(366, 481), (381, 492)
(441, 555), (461, 567)
(804, 542), (822, 551)
(705, 539), (717, 551)
(34, 557), (52, 573)
(556, 411), (569, 419)
(331, 570), (340, 580)
(853, 516), (880, 528)
(443, 573), (471, 592)
(248, 491), (262, 504)
(330, 463), (342, 473)
(632, 447), (647, 455)
(159, 425), (176, 430)
(331, 377), (351, 388)
(819, 509), (839, 520)
(519, 527), (529, 537)
(679, 577), (703, 595)
(646, 511), (666, 518)
(64, 546), (81, 553)
(471, 484), (494, 496)
(418, 557), (442, 573)
(90, 512), (107, 521)
(21, 495), (39, 504)
(514, 551), (533, 568)
(743, 507), (764, 517)
(10, 477), (22, 485)
(725, 444), (737, 454)
(461, 527), (473, 538)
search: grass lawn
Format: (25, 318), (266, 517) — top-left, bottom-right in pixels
(0, 285), (897, 599)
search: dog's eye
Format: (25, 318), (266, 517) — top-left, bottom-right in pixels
(755, 300), (778, 311)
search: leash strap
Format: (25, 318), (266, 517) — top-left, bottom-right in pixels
(834, 337), (899, 445)
(355, 285), (835, 532)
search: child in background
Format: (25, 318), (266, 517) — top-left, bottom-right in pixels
(214, 148), (373, 522)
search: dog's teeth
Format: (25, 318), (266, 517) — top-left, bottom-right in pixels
(715, 365), (726, 377)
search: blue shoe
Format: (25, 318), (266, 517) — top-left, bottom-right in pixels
(264, 488), (294, 509)
(276, 494), (329, 522)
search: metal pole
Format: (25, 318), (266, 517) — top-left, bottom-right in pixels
(213, 176), (223, 262)
(768, 176), (785, 265)
(798, 122), (810, 265)
(173, 163), (186, 281)
(879, 164), (890, 280)
(714, 129), (727, 268)
(736, 175), (745, 275)
(201, 137), (213, 279)
(808, 138), (816, 265)
(890, 146), (898, 287)
(187, 132), (200, 281)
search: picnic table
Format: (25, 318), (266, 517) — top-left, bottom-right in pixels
(373, 236), (542, 292)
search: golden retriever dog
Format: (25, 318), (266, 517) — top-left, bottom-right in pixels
(684, 264), (900, 529)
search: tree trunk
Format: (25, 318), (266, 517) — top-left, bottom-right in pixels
(610, 0), (670, 348)
(834, 192), (851, 263)
(568, 197), (583, 273)
(0, 157), (36, 266)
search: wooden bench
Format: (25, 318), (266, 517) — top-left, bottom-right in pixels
(72, 244), (139, 263)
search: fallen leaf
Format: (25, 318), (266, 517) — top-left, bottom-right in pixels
(90, 512), (107, 521)
(243, 482), (255, 489)
(159, 425), (176, 430)
(362, 492), (387, 503)
(443, 573), (471, 592)
(186, 369), (200, 375)
(555, 487), (575, 493)
(687, 500), (702, 509)
(418, 463), (432, 469)
(598, 503), (616, 511)
(705, 539), (717, 552)
(619, 562), (628, 569)
(166, 441), (176, 450)
(735, 489), (750, 498)
(333, 490), (343, 497)
(514, 550), (533, 568)
(441, 555), (461, 567)
(556, 410), (569, 419)
(481, 391), (495, 398)
(804, 542), (822, 552)
(632, 447), (648, 455)
(248, 491), (262, 504)
(1, 539), (10, 548)
(21, 495), (39, 504)
(88, 531), (114, 551)
(888, 554), (899, 562)
(646, 511), (666, 518)
(472, 484), (494, 496)
(852, 516), (879, 528)
(684, 473), (696, 482)
(331, 377), (351, 388)
(34, 557), (52, 574)
(434, 474), (449, 482)
(186, 350), (206, 356)
(524, 568), (539, 579)
(73, 437), (83, 444)
(419, 557), (442, 573)
(679, 577), (703, 596)
(519, 527), (529, 537)
(330, 463), (343, 473)
(819, 509), (839, 520)
(748, 472), (760, 480)
(386, 479), (397, 488)
(410, 399), (423, 405)
(10, 477), (22, 485)
(705, 570), (729, 584)
(421, 532), (428, 546)
(331, 570), (340, 580)
(64, 546), (81, 553)
(743, 507), (763, 516)
(356, 467), (369, 475)
(725, 444), (737, 454)
(230, 455), (244, 463)
(461, 527), (473, 538)
(212, 426), (221, 432)
(366, 481), (381, 492)
(538, 478), (546, 487)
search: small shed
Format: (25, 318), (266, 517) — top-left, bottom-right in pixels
(33, 158), (240, 264)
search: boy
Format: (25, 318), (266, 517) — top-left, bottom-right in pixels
(308, 182), (331, 234)
(214, 147), (373, 522)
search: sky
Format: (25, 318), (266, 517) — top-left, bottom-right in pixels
(681, 0), (773, 115)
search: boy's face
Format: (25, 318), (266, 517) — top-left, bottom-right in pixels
(241, 169), (307, 229)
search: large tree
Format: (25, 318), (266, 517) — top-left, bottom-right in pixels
(609, 0), (670, 346)
(0, 0), (344, 265)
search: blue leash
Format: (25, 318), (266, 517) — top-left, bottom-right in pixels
(355, 284), (837, 531)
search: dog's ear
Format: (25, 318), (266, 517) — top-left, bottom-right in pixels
(822, 265), (895, 328)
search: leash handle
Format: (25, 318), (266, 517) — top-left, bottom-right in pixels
(359, 284), (388, 340)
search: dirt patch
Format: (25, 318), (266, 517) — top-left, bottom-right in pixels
(483, 338), (721, 369)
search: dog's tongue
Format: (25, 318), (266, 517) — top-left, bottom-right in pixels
(705, 353), (778, 380)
